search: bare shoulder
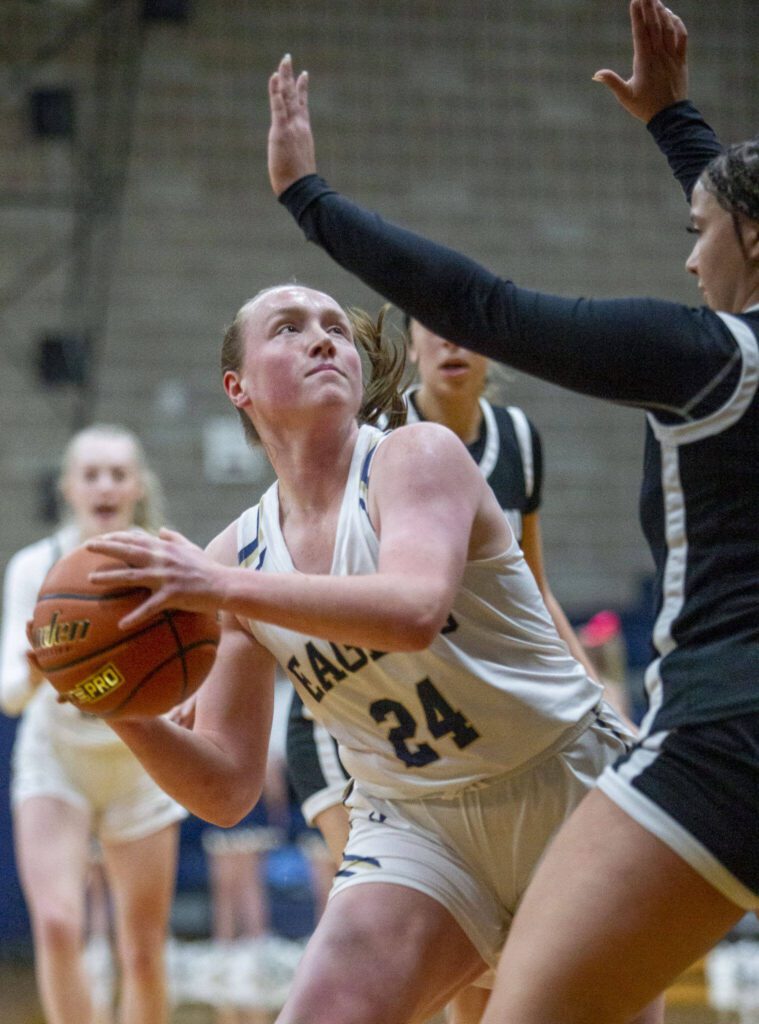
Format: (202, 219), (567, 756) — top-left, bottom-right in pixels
(375, 420), (476, 470)
(371, 422), (484, 504)
(205, 519), (240, 567)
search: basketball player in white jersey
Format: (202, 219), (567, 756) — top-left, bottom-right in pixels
(85, 284), (659, 1024)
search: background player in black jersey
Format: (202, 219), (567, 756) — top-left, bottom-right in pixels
(266, 0), (759, 1021)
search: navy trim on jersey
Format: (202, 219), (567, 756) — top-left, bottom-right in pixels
(238, 505), (267, 569)
(336, 853), (382, 878)
(358, 441), (380, 517)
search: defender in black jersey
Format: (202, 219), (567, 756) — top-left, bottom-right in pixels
(267, 1), (758, 1021)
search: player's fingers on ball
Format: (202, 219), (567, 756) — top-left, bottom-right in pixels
(89, 565), (127, 582)
(119, 602), (157, 629)
(89, 566), (151, 588)
(26, 649), (43, 673)
(158, 527), (185, 543)
(86, 537), (139, 560)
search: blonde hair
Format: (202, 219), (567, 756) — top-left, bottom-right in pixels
(59, 423), (166, 533)
(221, 287), (408, 445)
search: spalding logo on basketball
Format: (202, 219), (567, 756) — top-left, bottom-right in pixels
(32, 545), (221, 719)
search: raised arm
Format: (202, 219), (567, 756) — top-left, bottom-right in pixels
(592, 0), (688, 123)
(593, 0), (721, 201)
(268, 54), (316, 196)
(266, 37), (736, 414)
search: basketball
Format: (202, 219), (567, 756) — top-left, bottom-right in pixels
(31, 544), (221, 719)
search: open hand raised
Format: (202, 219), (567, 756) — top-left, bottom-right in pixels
(593, 0), (687, 123)
(268, 53), (317, 196)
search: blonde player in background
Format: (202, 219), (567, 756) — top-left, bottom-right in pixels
(0, 424), (185, 1024)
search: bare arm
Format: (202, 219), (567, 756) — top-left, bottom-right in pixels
(1, 548), (48, 716)
(111, 612), (277, 825)
(108, 525), (278, 825)
(87, 425), (508, 653)
(592, 0), (687, 122)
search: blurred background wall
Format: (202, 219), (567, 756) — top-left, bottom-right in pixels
(1, 0), (757, 603)
(0, 0), (757, 942)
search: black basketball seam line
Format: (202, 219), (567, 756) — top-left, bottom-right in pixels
(162, 609), (190, 699)
(39, 617), (168, 673)
(38, 613), (219, 675)
(105, 639), (215, 717)
(102, 640), (218, 718)
(37, 589), (146, 602)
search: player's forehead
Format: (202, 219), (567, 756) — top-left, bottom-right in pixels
(244, 285), (347, 324)
(69, 434), (138, 471)
(690, 180), (721, 220)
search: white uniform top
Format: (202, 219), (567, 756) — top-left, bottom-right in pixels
(0, 525), (119, 749)
(237, 424), (602, 800)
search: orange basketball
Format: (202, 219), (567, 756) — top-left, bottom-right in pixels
(31, 544), (221, 719)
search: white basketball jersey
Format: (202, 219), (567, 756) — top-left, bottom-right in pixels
(237, 424), (601, 799)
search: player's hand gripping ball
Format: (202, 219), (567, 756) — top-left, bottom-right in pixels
(31, 545), (220, 719)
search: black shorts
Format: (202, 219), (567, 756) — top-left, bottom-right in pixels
(598, 710), (759, 908)
(286, 691), (350, 826)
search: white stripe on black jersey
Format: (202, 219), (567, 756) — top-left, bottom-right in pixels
(639, 308), (759, 734)
(404, 390), (543, 542)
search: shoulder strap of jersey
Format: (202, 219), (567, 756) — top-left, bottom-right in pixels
(236, 501), (267, 569)
(358, 429), (389, 518)
(506, 405), (534, 499)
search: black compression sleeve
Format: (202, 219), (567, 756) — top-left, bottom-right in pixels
(279, 175), (735, 413)
(646, 100), (723, 203)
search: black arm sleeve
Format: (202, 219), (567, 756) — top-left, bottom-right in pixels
(279, 98), (738, 414)
(646, 99), (723, 203)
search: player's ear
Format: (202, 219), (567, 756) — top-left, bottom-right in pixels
(743, 216), (759, 264)
(223, 369), (250, 409)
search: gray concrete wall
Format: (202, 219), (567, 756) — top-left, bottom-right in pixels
(1, 0), (757, 614)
